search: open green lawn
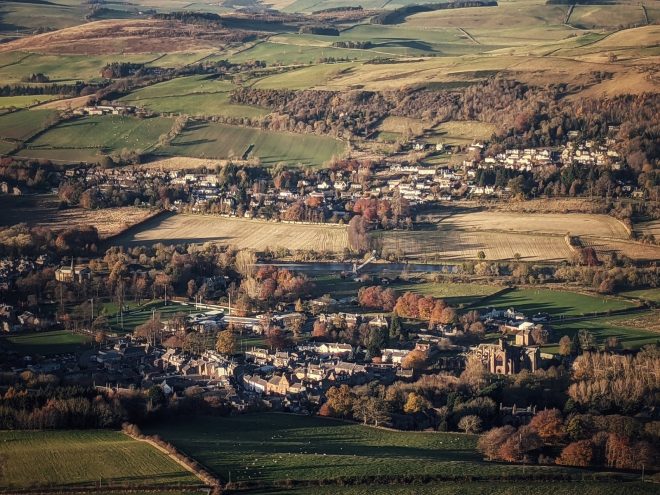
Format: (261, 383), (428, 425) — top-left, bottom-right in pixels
(119, 75), (269, 118)
(310, 274), (365, 300)
(0, 109), (59, 141)
(147, 413), (599, 485)
(0, 430), (199, 489)
(18, 115), (172, 162)
(2, 329), (92, 355)
(473, 288), (637, 318)
(158, 121), (346, 166)
(258, 482), (660, 495)
(106, 300), (196, 333)
(393, 281), (501, 307)
(547, 311), (659, 353)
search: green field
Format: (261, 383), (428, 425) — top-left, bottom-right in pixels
(0, 0), (86, 36)
(146, 413), (592, 485)
(18, 115), (172, 162)
(2, 329), (92, 355)
(618, 288), (660, 303)
(105, 300), (196, 333)
(0, 109), (59, 141)
(0, 95), (58, 109)
(159, 121), (346, 166)
(0, 430), (199, 489)
(119, 75), (269, 118)
(548, 312), (659, 352)
(0, 52), (163, 84)
(473, 288), (636, 317)
(251, 62), (357, 90)
(393, 281), (501, 306)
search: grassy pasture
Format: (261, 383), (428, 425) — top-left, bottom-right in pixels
(618, 288), (660, 303)
(392, 281), (501, 306)
(427, 120), (498, 144)
(119, 75), (268, 118)
(0, 95), (58, 109)
(472, 287), (636, 318)
(1, 330), (92, 355)
(569, 5), (647, 30)
(0, 51), (162, 84)
(0, 429), (199, 489)
(159, 121), (345, 166)
(19, 115), (172, 162)
(0, 109), (59, 141)
(146, 413), (586, 484)
(251, 62), (357, 90)
(112, 213), (349, 252)
(229, 41), (374, 65)
(0, 0), (85, 36)
(547, 311), (659, 353)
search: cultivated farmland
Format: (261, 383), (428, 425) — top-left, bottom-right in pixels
(114, 213), (349, 252)
(0, 429), (200, 489)
(381, 209), (658, 261)
(159, 121), (346, 166)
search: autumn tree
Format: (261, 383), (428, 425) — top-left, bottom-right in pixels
(556, 440), (594, 467)
(325, 384), (354, 418)
(215, 329), (237, 355)
(498, 425), (542, 462)
(401, 350), (427, 370)
(403, 392), (430, 414)
(529, 408), (566, 444)
(477, 425), (517, 461)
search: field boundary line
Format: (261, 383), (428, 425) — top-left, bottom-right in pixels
(121, 428), (219, 488)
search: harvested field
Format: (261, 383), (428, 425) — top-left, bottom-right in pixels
(383, 208), (640, 261)
(113, 213), (349, 252)
(381, 229), (574, 261)
(438, 211), (629, 238)
(35, 95), (91, 110)
(0, 195), (159, 238)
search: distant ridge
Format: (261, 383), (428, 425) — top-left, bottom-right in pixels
(370, 1), (498, 25)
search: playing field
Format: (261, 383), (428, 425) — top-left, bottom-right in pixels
(18, 114), (172, 162)
(0, 430), (199, 489)
(159, 121), (346, 166)
(1, 330), (92, 355)
(145, 413), (585, 484)
(113, 214), (349, 252)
